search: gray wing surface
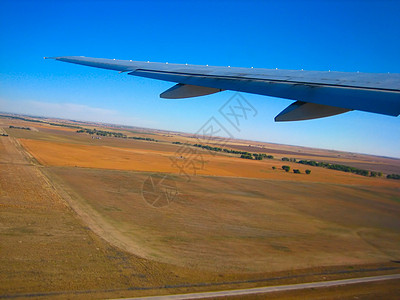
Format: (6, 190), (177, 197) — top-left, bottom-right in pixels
(45, 56), (400, 121)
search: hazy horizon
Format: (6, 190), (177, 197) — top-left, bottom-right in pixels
(2, 109), (399, 160)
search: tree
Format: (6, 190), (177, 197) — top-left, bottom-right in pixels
(305, 169), (311, 175)
(293, 169), (301, 174)
(240, 153), (253, 159)
(282, 165), (290, 172)
(282, 157), (289, 161)
(272, 166), (276, 170)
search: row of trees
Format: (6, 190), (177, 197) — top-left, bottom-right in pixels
(77, 128), (157, 141)
(77, 128), (126, 138)
(282, 157), (297, 162)
(280, 165), (311, 174)
(129, 136), (157, 141)
(193, 144), (223, 152)
(240, 153), (253, 159)
(9, 125), (30, 130)
(3, 115), (42, 123)
(193, 143), (274, 160)
(47, 122), (82, 129)
(297, 160), (374, 177)
(281, 157), (400, 180)
(253, 153), (264, 160)
(191, 143), (397, 179)
(224, 148), (251, 154)
(3, 115), (82, 129)
(242, 153), (274, 160)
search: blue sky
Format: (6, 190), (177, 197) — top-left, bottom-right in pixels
(1, 0), (399, 158)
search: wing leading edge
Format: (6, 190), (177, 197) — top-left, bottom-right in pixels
(45, 56), (400, 121)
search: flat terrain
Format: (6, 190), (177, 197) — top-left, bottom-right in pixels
(0, 122), (222, 298)
(46, 167), (400, 272)
(1, 114), (399, 298)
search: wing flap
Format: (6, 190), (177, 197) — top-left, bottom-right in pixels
(160, 83), (223, 99)
(275, 101), (351, 122)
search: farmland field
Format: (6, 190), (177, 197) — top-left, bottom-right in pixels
(1, 114), (399, 298)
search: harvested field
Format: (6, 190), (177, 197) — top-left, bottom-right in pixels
(48, 167), (400, 273)
(19, 138), (400, 187)
(0, 131), (222, 297)
(1, 115), (399, 298)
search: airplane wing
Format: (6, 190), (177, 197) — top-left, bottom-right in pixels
(45, 56), (400, 121)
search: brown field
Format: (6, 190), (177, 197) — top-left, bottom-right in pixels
(18, 138), (400, 187)
(47, 167), (400, 272)
(1, 115), (399, 298)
